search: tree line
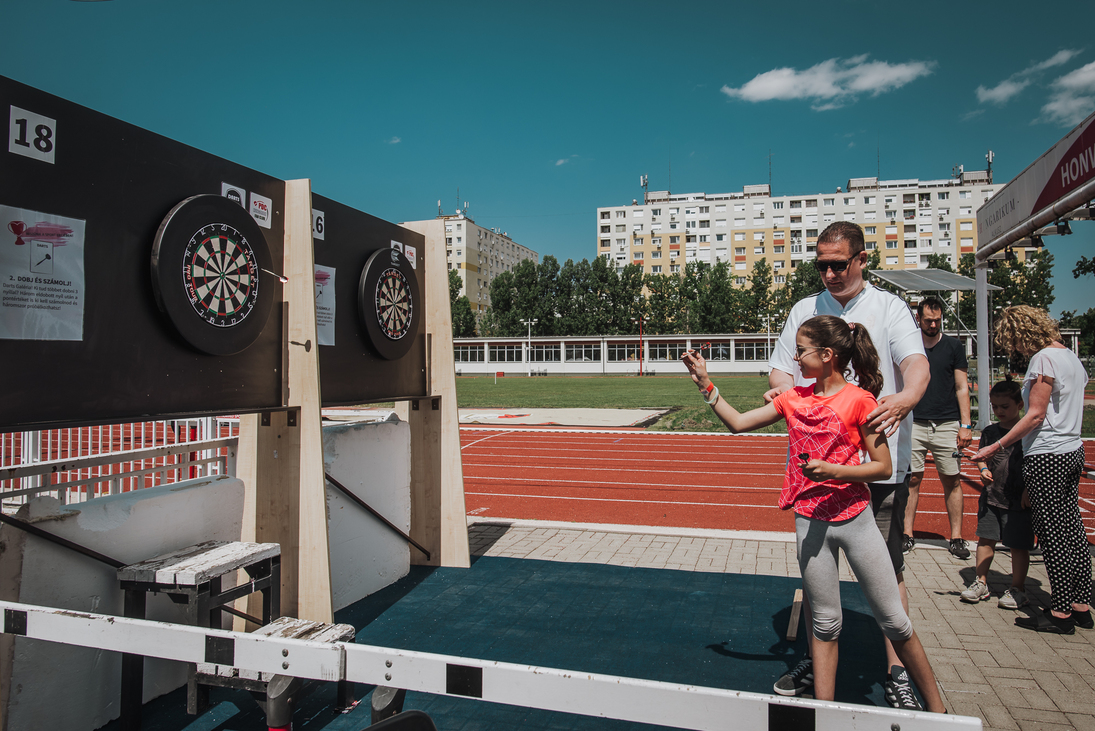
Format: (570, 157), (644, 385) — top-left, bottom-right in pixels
(448, 249), (1069, 346)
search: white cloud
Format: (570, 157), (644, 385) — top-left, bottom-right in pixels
(976, 78), (1031, 105)
(1040, 60), (1095, 126)
(720, 56), (934, 111)
(387, 136), (401, 144)
(976, 49), (1083, 105)
(1033, 49), (1083, 72)
(555, 154), (579, 166)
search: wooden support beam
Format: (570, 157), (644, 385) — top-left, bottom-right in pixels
(239, 180), (332, 623)
(284, 179), (333, 622)
(786, 588), (803, 642)
(396, 225), (469, 568)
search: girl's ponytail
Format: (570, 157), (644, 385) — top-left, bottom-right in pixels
(848, 323), (883, 397)
(798, 315), (885, 397)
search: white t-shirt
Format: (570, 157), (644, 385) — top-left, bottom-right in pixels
(768, 284), (926, 484)
(1021, 346), (1089, 456)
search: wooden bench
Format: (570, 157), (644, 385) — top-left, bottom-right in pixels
(117, 540), (281, 730)
(196, 616), (357, 727)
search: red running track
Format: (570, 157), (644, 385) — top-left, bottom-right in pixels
(461, 428), (1095, 538)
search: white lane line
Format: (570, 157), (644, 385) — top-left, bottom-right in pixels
(465, 474), (782, 491)
(467, 491), (981, 517)
(463, 462), (781, 477)
(466, 491), (777, 509)
(461, 430), (515, 451)
(460, 427), (791, 438)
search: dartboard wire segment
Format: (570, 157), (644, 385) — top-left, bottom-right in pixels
(376, 267), (412, 340)
(184, 224), (258, 326)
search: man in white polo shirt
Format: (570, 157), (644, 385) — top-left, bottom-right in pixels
(765, 221), (929, 709)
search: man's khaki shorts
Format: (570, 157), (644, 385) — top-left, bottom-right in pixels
(910, 420), (961, 475)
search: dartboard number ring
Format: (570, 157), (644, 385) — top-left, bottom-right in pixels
(358, 247), (420, 360)
(151, 194), (277, 356)
(183, 222), (260, 327)
(376, 267), (413, 339)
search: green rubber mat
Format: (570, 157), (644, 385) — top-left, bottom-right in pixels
(99, 556), (892, 730)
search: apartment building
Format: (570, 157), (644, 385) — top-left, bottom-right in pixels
(401, 213), (539, 312)
(595, 169), (1004, 285)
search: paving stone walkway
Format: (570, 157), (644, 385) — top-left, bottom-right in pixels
(469, 519), (1095, 731)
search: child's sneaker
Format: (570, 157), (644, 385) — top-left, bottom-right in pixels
(960, 578), (991, 603)
(773, 656), (813, 696)
(884, 665), (922, 710)
(998, 588), (1029, 610)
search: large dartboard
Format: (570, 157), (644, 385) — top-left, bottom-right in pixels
(358, 247), (420, 360)
(151, 195), (277, 356)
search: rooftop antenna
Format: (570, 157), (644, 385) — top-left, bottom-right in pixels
(640, 175), (649, 204)
(876, 133), (880, 179)
(437, 199), (442, 216)
(768, 149), (773, 190)
(986, 149), (994, 184)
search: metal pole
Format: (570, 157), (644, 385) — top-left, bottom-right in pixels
(520, 319), (538, 377)
(975, 266), (991, 430)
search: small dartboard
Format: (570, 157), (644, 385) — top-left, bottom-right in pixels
(151, 194), (277, 356)
(358, 247), (420, 360)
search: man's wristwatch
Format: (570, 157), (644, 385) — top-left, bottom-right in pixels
(959, 423), (973, 429)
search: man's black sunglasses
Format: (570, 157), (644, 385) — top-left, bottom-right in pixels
(814, 257), (858, 273)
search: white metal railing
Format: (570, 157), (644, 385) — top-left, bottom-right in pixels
(1, 418), (239, 512)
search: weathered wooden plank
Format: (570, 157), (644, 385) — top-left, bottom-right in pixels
(118, 541), (279, 586)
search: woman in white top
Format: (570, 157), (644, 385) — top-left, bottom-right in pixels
(971, 305), (1090, 634)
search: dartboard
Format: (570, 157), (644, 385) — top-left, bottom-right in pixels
(151, 194), (277, 356)
(183, 223), (259, 326)
(358, 247), (420, 360)
(375, 267), (413, 339)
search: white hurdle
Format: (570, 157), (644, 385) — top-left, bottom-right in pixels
(1, 600), (980, 731)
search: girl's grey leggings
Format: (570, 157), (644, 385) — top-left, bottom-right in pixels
(796, 507), (914, 642)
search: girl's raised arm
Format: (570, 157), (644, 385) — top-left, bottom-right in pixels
(681, 350), (783, 434)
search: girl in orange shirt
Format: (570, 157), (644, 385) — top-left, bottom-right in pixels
(682, 315), (943, 712)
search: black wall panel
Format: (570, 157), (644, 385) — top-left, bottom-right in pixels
(311, 193), (428, 405)
(0, 76), (286, 431)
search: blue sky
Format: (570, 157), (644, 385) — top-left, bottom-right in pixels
(4, 0), (1093, 316)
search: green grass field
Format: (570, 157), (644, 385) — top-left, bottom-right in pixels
(454, 373), (1095, 437)
(455, 374), (782, 434)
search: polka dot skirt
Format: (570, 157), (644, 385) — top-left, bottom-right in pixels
(1024, 448), (1091, 613)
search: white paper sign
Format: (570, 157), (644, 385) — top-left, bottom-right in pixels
(8, 105), (56, 164)
(314, 264), (336, 346)
(390, 240), (403, 254)
(403, 244), (417, 269)
(250, 192), (272, 229)
(221, 182), (247, 208)
(0, 205), (86, 340)
(312, 209), (325, 240)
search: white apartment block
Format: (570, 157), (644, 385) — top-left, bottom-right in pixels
(595, 170), (1003, 285)
(401, 213), (539, 312)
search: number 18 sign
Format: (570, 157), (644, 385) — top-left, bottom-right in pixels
(8, 105), (56, 165)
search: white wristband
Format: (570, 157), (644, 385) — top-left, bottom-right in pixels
(704, 385), (720, 405)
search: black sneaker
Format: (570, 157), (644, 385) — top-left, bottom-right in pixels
(948, 538), (971, 560)
(773, 656), (813, 696)
(901, 535), (916, 554)
(883, 665), (922, 710)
